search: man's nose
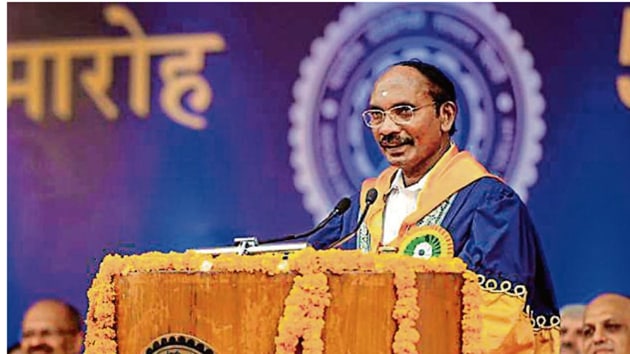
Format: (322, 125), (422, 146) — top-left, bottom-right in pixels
(24, 335), (45, 348)
(376, 114), (401, 135)
(592, 326), (608, 344)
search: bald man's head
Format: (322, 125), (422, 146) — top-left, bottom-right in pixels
(583, 293), (630, 354)
(21, 299), (83, 354)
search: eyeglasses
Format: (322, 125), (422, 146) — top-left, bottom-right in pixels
(22, 328), (77, 340)
(361, 102), (436, 128)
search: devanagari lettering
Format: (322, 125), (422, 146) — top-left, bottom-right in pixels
(7, 4), (226, 129)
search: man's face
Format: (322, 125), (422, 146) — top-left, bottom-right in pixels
(561, 315), (585, 354)
(583, 294), (630, 354)
(20, 301), (82, 354)
(369, 66), (454, 177)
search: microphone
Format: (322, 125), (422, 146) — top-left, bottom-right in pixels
(264, 197), (352, 243)
(326, 188), (378, 249)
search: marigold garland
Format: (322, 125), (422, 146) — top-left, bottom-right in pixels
(391, 267), (421, 353)
(85, 248), (481, 354)
(274, 272), (331, 354)
(461, 270), (483, 354)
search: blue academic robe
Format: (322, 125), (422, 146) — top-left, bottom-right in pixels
(307, 176), (559, 352)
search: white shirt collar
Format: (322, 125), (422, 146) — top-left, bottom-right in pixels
(389, 168), (428, 194)
(382, 169), (429, 245)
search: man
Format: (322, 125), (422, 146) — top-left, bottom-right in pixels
(20, 299), (83, 354)
(582, 293), (630, 354)
(308, 59), (559, 353)
(561, 304), (586, 354)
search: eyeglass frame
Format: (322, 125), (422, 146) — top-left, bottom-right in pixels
(360, 101), (438, 128)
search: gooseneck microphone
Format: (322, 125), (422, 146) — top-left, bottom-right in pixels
(326, 188), (378, 249)
(264, 197), (352, 243)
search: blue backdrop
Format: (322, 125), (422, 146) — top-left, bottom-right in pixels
(7, 2), (630, 343)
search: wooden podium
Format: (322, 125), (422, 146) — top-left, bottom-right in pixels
(86, 249), (477, 354)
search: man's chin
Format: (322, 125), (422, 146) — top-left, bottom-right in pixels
(383, 148), (410, 164)
(384, 155), (407, 168)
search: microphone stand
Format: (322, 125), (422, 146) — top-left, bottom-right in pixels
(192, 197), (352, 255)
(326, 188), (378, 249)
(259, 197), (351, 244)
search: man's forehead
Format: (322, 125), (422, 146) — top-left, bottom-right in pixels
(374, 67), (428, 89)
(586, 294), (630, 317)
(23, 302), (70, 328)
(584, 304), (630, 324)
(371, 69), (431, 104)
(23, 315), (67, 328)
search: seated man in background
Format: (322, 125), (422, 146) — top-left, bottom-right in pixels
(582, 293), (630, 354)
(560, 303), (586, 354)
(20, 299), (83, 354)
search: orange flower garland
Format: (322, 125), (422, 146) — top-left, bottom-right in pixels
(391, 266), (421, 353)
(85, 248), (482, 354)
(461, 270), (483, 354)
(274, 272), (331, 353)
(274, 248), (333, 353)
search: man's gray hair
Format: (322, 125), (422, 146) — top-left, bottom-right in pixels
(560, 303), (586, 319)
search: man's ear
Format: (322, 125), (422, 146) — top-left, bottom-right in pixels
(439, 101), (457, 133)
(72, 331), (84, 353)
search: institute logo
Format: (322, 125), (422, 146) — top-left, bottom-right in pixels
(289, 3), (546, 221)
(144, 333), (215, 354)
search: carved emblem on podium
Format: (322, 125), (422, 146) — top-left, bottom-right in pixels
(144, 333), (215, 354)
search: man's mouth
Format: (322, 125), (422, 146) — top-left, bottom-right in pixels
(382, 144), (409, 153)
(27, 345), (54, 354)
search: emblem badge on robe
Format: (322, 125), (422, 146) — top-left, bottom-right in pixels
(398, 225), (454, 259)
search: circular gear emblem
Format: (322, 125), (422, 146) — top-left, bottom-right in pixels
(289, 3), (546, 222)
(144, 333), (215, 354)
